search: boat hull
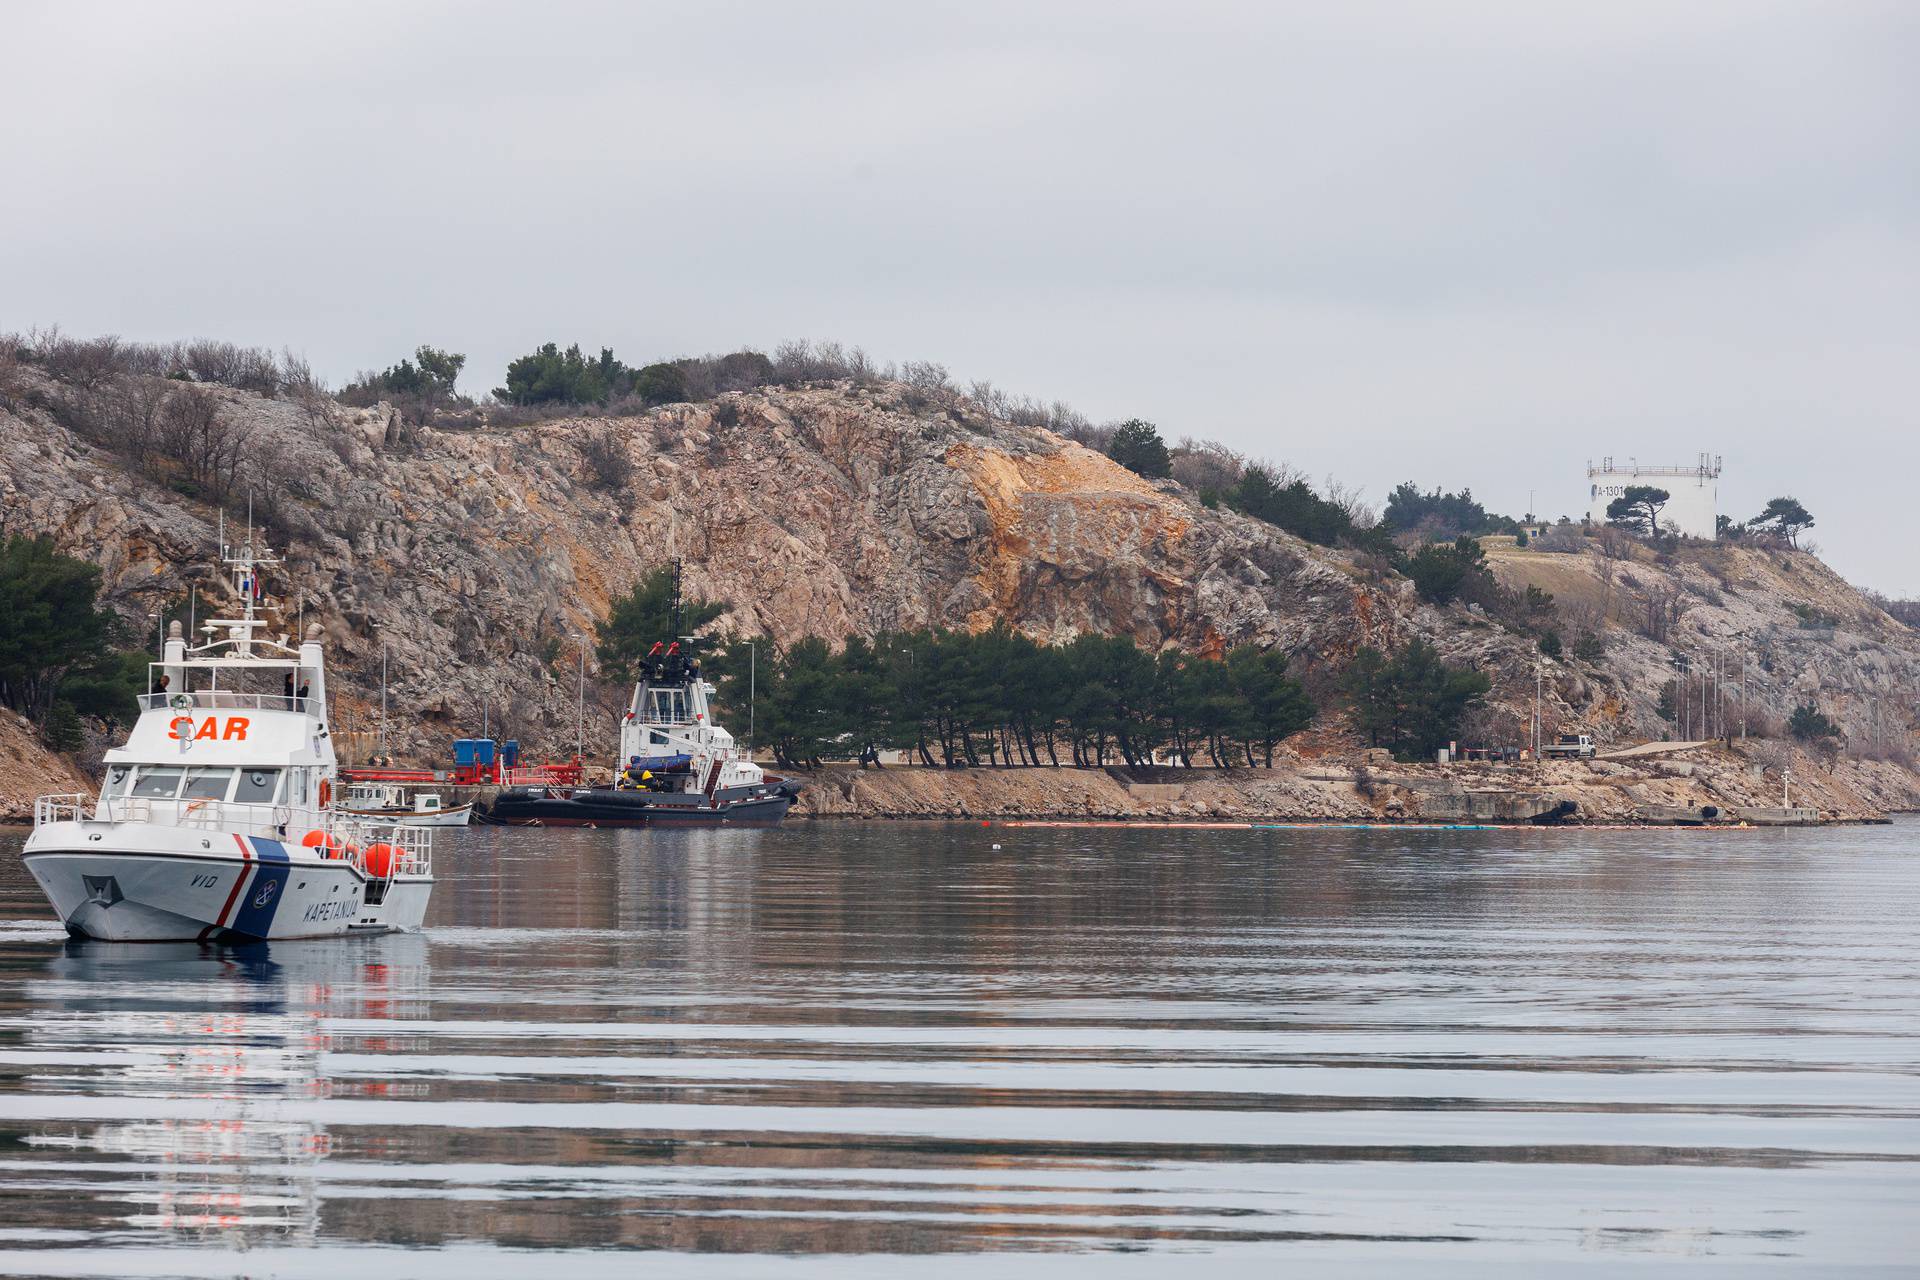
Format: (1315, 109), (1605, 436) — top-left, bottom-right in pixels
(483, 785), (796, 828)
(22, 823), (431, 942)
(339, 803), (473, 828)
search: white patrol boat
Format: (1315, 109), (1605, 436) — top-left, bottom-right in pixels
(22, 538), (433, 942)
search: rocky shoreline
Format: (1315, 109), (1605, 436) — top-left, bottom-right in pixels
(788, 745), (1920, 826)
(6, 693), (1911, 828)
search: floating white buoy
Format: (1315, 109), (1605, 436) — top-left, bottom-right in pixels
(991, 843), (1001, 850)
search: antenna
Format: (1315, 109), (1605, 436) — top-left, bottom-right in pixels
(669, 558), (685, 640)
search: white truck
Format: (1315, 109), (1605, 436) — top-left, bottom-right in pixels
(1541, 733), (1597, 760)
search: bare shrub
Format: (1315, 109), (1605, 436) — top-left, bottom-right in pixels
(157, 385), (247, 500)
(1059, 420), (1115, 453)
(900, 360), (952, 393)
(12, 327), (296, 395)
(844, 346), (880, 385)
(1634, 586), (1683, 643)
(1865, 591), (1920, 630)
(1354, 550), (1397, 584)
(967, 379), (1010, 418)
(1169, 439), (1246, 494)
(46, 388), (107, 441)
(485, 400), (579, 428)
(35, 329), (126, 390)
(1595, 527), (1635, 560)
(578, 429), (634, 491)
(1323, 474), (1377, 529)
(180, 339), (282, 395)
(100, 375), (173, 462)
(772, 339), (858, 385)
(598, 393), (655, 418)
(996, 395), (1092, 440)
(0, 344), (22, 411)
(1532, 524), (1585, 553)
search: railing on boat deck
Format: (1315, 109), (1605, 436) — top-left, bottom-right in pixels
(499, 763), (585, 787)
(30, 794), (432, 880)
(33, 794), (88, 826)
(138, 692), (316, 714)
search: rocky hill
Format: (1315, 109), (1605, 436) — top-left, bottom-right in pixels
(1, 364), (1915, 814)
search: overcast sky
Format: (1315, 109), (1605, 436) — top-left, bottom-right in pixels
(6, 2), (1916, 591)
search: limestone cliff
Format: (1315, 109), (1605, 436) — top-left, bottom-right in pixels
(1, 368), (1915, 811)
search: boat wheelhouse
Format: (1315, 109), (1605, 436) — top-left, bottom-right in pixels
(22, 536), (433, 941)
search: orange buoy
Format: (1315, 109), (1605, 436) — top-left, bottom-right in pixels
(364, 842), (397, 879)
(300, 829), (341, 857)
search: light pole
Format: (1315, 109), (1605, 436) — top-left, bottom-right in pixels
(378, 632), (388, 763)
(571, 633), (587, 761)
(1533, 658), (1542, 768)
(749, 640), (757, 756)
(1671, 654), (1687, 741)
(150, 612), (161, 656)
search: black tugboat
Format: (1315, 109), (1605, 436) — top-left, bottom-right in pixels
(482, 568), (800, 827)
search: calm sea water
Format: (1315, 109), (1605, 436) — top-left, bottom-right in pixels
(1, 818), (1918, 1277)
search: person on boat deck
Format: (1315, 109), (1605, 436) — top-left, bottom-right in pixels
(156, 674), (169, 693)
(284, 673), (295, 701)
(297, 680), (309, 701)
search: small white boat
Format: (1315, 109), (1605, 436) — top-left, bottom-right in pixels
(22, 536), (434, 942)
(340, 782), (472, 827)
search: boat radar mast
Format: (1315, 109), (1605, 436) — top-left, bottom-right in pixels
(214, 502), (281, 657)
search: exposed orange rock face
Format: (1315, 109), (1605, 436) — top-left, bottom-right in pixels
(944, 440), (1191, 642)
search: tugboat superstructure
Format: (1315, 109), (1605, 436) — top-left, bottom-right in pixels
(21, 534), (433, 941)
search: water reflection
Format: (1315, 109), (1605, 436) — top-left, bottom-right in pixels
(1, 820), (1918, 1272)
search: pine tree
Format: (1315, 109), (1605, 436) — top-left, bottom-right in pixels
(1106, 419), (1171, 479)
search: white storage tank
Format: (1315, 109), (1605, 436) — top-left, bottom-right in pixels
(1586, 454), (1721, 539)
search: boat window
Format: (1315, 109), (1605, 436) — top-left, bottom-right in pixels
(103, 766), (135, 799)
(421, 795), (440, 809)
(181, 767), (235, 800)
(131, 767), (185, 799)
(234, 768), (282, 803)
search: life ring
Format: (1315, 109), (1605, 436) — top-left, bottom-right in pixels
(317, 780), (332, 808)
